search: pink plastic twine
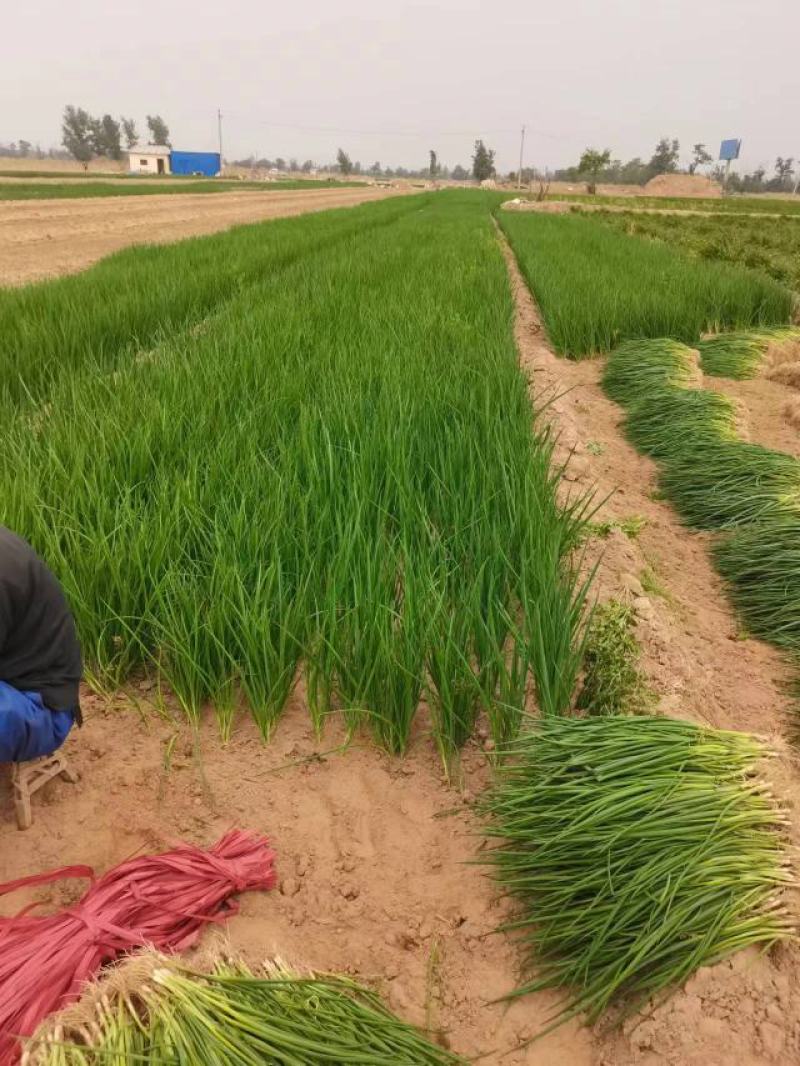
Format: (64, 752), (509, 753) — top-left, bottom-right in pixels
(0, 829), (277, 1064)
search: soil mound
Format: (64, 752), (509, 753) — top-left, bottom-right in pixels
(643, 173), (722, 198)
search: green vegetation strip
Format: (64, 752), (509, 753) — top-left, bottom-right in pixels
(0, 192), (588, 756)
(482, 715), (794, 1031)
(28, 954), (464, 1064)
(0, 178), (363, 200)
(497, 211), (790, 357)
(549, 193), (800, 216)
(582, 209), (800, 292)
(602, 337), (800, 647)
(0, 196), (417, 407)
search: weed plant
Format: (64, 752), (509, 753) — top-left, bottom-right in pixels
(576, 600), (653, 715)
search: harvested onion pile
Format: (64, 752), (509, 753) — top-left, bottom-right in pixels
(25, 952), (464, 1065)
(482, 715), (795, 1030)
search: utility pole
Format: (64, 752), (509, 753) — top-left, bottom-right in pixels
(217, 108), (223, 172)
(517, 125), (526, 190)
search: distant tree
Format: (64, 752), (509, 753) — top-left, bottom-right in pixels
(429, 149), (439, 178)
(688, 143), (712, 174)
(301, 159), (314, 172)
(289, 157), (299, 172)
(121, 117), (139, 149)
(471, 140), (495, 181)
(451, 163), (469, 181)
(369, 160), (382, 176)
(275, 157), (286, 171)
(16, 139), (31, 157)
(577, 147), (611, 194)
(774, 157), (795, 190)
(95, 114), (122, 159)
(61, 105), (94, 167)
(146, 114), (170, 146)
(336, 148), (353, 175)
(649, 137), (680, 176)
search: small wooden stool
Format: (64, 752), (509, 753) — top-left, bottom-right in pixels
(11, 754), (78, 830)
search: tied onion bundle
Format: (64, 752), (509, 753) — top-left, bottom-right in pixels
(482, 716), (795, 1032)
(25, 953), (465, 1066)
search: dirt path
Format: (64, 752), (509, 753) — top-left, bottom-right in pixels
(0, 186), (409, 286)
(0, 696), (593, 1066)
(499, 228), (800, 1066)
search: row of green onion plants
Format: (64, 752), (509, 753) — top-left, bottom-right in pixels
(0, 191), (590, 760)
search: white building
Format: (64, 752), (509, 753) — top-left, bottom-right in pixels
(128, 145), (171, 175)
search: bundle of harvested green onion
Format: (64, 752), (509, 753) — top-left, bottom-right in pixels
(715, 514), (800, 649)
(25, 953), (464, 1065)
(601, 338), (698, 406)
(623, 386), (736, 460)
(660, 440), (800, 529)
(481, 715), (795, 1031)
(697, 327), (800, 380)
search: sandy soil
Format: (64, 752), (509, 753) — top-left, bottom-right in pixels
(703, 339), (800, 460)
(0, 186), (409, 286)
(0, 696), (592, 1066)
(1, 226), (798, 1065)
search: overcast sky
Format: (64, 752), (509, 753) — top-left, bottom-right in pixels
(3, 0), (797, 174)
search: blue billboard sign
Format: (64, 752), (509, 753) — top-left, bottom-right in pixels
(719, 139), (742, 162)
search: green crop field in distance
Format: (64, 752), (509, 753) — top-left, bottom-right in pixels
(583, 209), (800, 293)
(0, 178), (366, 200)
(546, 192), (800, 215)
(498, 210), (791, 357)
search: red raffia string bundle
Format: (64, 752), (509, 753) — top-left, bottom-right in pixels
(0, 829), (276, 1065)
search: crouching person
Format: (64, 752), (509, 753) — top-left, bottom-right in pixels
(0, 526), (82, 763)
